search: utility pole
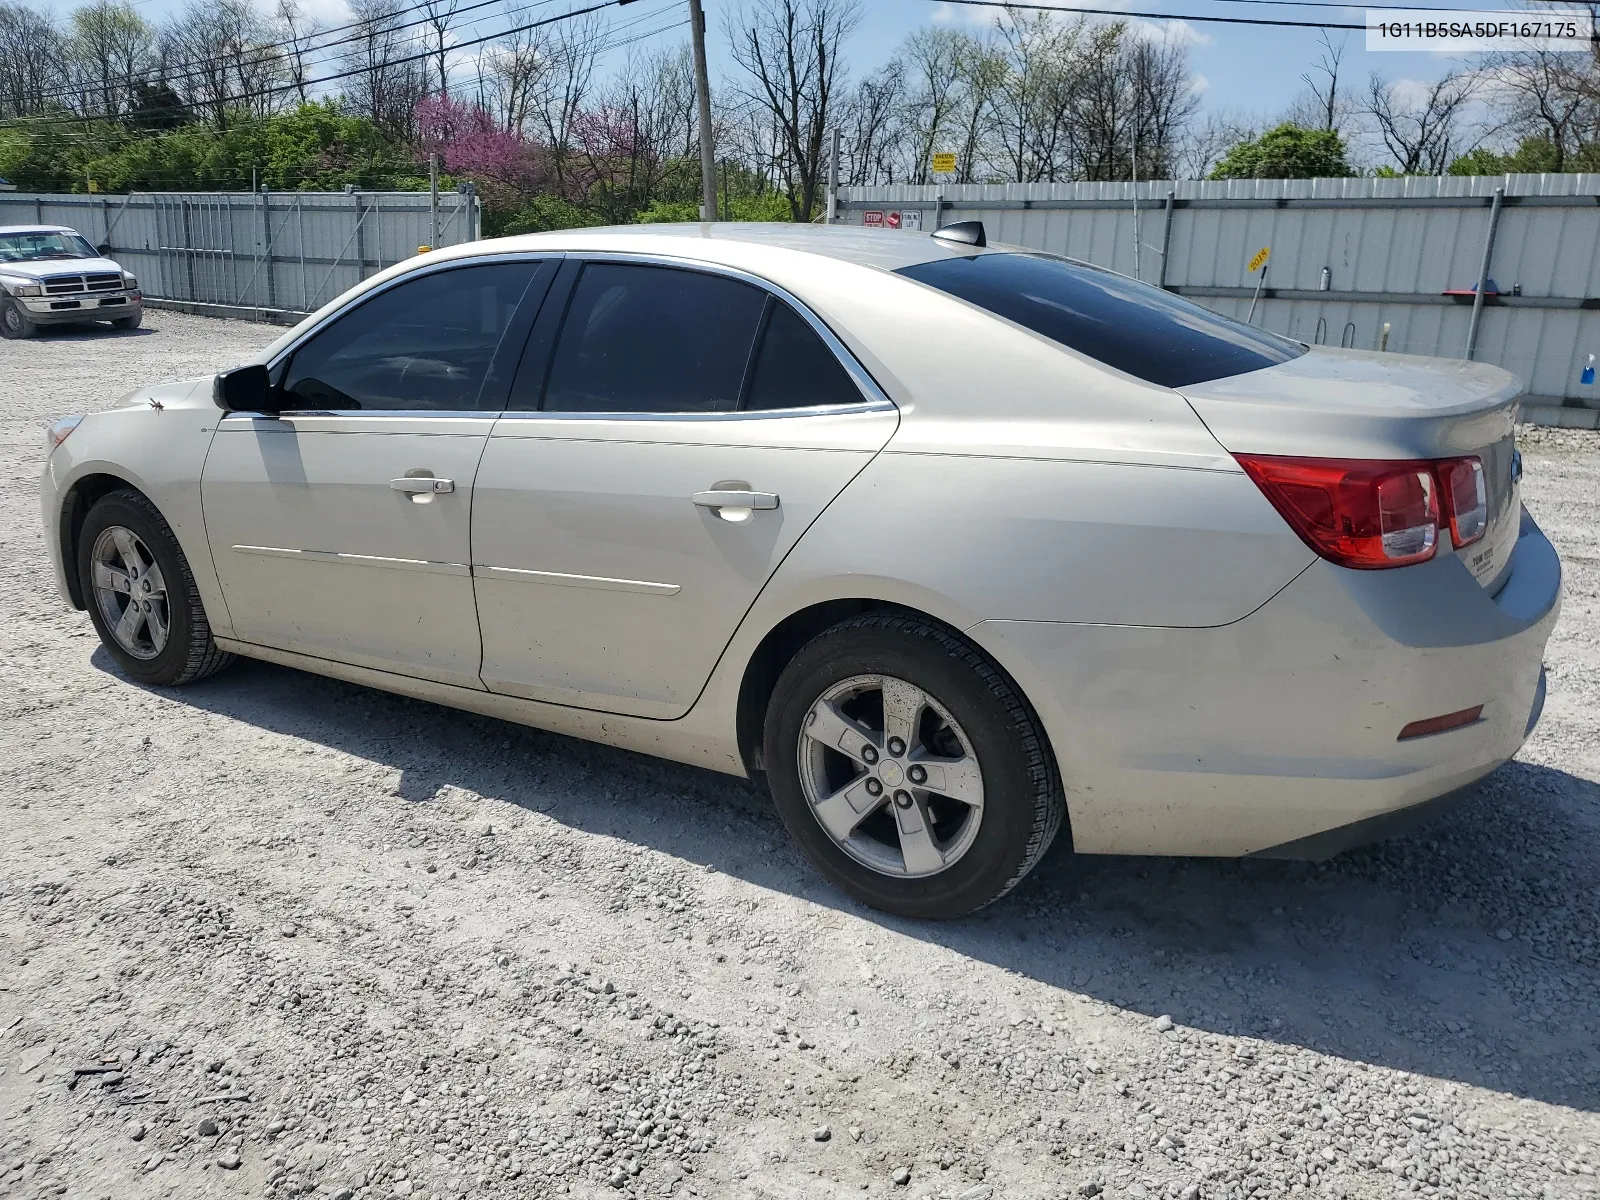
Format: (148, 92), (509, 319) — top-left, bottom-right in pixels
(429, 153), (440, 249)
(688, 0), (718, 221)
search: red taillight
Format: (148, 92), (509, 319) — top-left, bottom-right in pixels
(1441, 457), (1487, 547)
(1235, 454), (1487, 570)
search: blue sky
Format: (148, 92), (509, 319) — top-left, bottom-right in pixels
(40, 0), (1491, 148)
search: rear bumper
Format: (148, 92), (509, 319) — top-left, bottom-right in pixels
(18, 293), (141, 323)
(972, 508), (1562, 857)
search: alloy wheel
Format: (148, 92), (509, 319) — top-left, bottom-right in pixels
(796, 674), (985, 878)
(91, 525), (169, 660)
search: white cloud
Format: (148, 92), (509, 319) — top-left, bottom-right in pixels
(1189, 72), (1211, 95)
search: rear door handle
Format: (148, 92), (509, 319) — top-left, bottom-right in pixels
(692, 489), (778, 511)
(390, 477), (455, 494)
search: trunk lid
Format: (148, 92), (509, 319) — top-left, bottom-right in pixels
(1179, 347), (1522, 590)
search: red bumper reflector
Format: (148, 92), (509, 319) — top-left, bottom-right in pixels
(1397, 705), (1484, 741)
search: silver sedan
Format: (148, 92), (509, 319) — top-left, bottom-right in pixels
(39, 223), (1561, 918)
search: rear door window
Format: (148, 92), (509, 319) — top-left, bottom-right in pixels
(542, 263), (766, 414)
(743, 300), (864, 411)
(897, 252), (1304, 388)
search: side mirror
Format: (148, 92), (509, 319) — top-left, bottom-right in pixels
(213, 364), (277, 415)
(96, 242), (112, 257)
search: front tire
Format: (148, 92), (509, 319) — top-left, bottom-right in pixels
(764, 612), (1066, 919)
(1, 297), (36, 339)
(111, 310), (143, 331)
(76, 490), (234, 686)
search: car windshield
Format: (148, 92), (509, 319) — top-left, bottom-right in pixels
(0, 231), (99, 263)
(897, 251), (1305, 388)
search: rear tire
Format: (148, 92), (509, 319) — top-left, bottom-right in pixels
(76, 489), (234, 687)
(1, 297), (36, 339)
(111, 311), (142, 331)
(764, 611), (1065, 919)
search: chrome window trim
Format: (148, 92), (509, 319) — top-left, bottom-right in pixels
(264, 250), (565, 374)
(217, 410), (504, 425)
(528, 250), (897, 417)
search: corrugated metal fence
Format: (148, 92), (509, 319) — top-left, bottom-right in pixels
(0, 189), (480, 319)
(837, 174), (1600, 425)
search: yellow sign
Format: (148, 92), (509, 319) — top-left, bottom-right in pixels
(931, 152), (958, 174)
(1247, 246), (1270, 273)
(87, 179), (100, 194)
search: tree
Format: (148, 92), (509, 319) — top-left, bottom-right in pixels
(421, 0), (458, 97)
(727, 0), (861, 221)
(1364, 70), (1476, 174)
(0, 3), (66, 118)
(898, 29), (965, 185)
(1210, 122), (1350, 178)
(275, 0), (322, 108)
(342, 0), (428, 138)
(67, 0), (153, 120)
(1293, 31), (1347, 134)
(1479, 46), (1600, 172)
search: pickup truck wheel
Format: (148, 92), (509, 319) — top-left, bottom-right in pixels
(111, 311), (142, 331)
(1, 297), (36, 339)
(77, 489), (235, 686)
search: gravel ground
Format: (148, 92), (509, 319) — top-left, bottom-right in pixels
(2, 311), (1598, 1200)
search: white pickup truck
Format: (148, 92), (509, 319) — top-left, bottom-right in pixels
(0, 224), (143, 338)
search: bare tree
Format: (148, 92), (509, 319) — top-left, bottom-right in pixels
(1179, 110), (1254, 179)
(1480, 46), (1599, 170)
(951, 36), (1005, 183)
(66, 0), (153, 119)
(528, 9), (602, 196)
(1365, 69), (1476, 174)
(1298, 31), (1347, 133)
(342, 0), (428, 137)
(165, 0), (284, 127)
(480, 14), (552, 136)
(898, 28), (965, 184)
(275, 0), (322, 107)
(837, 64), (905, 185)
(0, 3), (66, 118)
(727, 0), (861, 221)
(421, 0), (459, 97)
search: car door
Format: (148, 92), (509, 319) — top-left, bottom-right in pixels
(202, 258), (555, 689)
(472, 257), (899, 719)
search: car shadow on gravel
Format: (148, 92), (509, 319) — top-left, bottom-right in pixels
(108, 651), (1600, 1115)
(32, 323), (152, 340)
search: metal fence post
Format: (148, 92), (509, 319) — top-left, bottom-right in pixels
(261, 189), (278, 310)
(180, 199), (197, 301)
(1158, 189), (1176, 289)
(354, 192), (367, 286)
(1465, 185), (1504, 361)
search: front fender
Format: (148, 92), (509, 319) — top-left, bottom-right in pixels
(41, 379), (232, 636)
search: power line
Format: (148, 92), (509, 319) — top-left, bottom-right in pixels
(21, 0), (570, 110)
(930, 0), (1363, 30)
(0, 0), (639, 131)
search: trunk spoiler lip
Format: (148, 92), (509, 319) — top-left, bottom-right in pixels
(1177, 345), (1522, 420)
(1175, 346), (1522, 462)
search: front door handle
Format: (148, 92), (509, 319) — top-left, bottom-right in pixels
(390, 477), (455, 494)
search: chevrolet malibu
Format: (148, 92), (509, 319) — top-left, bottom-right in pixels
(39, 223), (1560, 918)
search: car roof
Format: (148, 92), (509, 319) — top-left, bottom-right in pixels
(0, 224), (78, 235)
(456, 222), (1001, 273)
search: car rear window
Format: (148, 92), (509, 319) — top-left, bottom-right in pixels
(897, 252), (1304, 388)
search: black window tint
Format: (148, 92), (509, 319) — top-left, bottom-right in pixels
(281, 263), (534, 411)
(897, 252), (1304, 388)
(543, 264), (766, 413)
(743, 302), (863, 411)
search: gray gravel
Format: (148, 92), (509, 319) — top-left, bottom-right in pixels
(2, 311), (1598, 1200)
